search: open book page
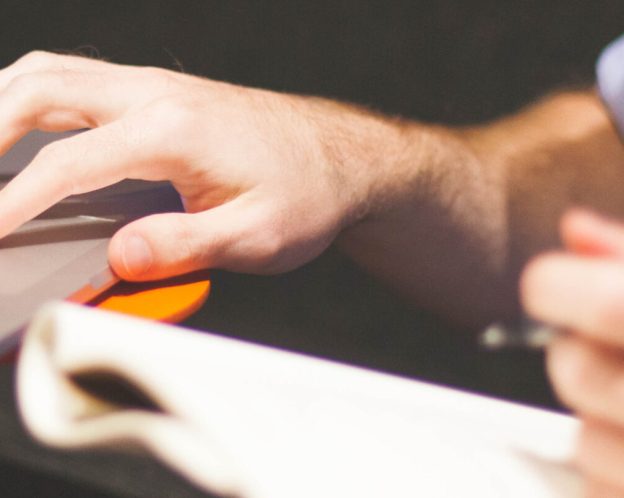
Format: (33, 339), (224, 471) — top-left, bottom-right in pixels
(17, 302), (581, 498)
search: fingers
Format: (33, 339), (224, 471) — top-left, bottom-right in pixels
(547, 336), (624, 495)
(0, 116), (169, 237)
(0, 70), (131, 154)
(0, 51), (118, 154)
(522, 253), (624, 347)
(108, 200), (275, 280)
(547, 336), (624, 423)
(538, 210), (624, 494)
(0, 51), (110, 90)
(562, 208), (624, 258)
(576, 420), (624, 495)
(108, 211), (227, 281)
(0, 51), (182, 154)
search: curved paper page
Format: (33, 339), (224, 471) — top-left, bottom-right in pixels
(18, 302), (581, 498)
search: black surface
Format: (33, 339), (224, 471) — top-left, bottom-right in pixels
(184, 249), (558, 409)
(0, 0), (620, 496)
(0, 0), (621, 123)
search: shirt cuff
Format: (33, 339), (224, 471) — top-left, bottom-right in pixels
(597, 33), (624, 137)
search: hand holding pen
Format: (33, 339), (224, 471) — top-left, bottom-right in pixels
(508, 208), (624, 495)
(484, 41), (624, 494)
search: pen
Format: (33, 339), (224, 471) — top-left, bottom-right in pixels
(479, 319), (560, 350)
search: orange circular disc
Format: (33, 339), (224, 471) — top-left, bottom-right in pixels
(91, 271), (211, 323)
(0, 272), (211, 363)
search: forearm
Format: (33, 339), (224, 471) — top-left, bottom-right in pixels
(334, 90), (624, 327)
(0, 52), (620, 329)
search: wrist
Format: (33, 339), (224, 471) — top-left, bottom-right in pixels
(329, 113), (510, 326)
(313, 101), (470, 229)
(306, 100), (417, 229)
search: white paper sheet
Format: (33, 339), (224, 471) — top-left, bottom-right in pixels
(17, 302), (581, 498)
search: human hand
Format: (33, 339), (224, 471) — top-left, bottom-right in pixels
(522, 209), (624, 496)
(0, 51), (399, 280)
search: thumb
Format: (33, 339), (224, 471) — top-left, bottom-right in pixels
(108, 204), (249, 281)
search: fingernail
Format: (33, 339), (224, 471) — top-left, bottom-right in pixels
(121, 234), (153, 277)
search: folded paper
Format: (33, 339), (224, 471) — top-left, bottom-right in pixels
(17, 302), (581, 497)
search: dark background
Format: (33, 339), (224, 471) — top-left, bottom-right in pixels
(0, 1), (623, 496)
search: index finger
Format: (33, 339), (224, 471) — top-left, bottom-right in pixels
(0, 51), (116, 91)
(522, 253), (624, 347)
(0, 118), (170, 238)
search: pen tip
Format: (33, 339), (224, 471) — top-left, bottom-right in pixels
(479, 323), (508, 350)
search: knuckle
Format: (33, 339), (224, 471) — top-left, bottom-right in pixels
(6, 70), (83, 109)
(33, 140), (75, 176)
(131, 66), (185, 97)
(16, 50), (56, 68)
(29, 142), (75, 197)
(140, 66), (179, 90)
(147, 96), (197, 133)
(2, 75), (45, 126)
(36, 141), (64, 163)
(6, 73), (44, 99)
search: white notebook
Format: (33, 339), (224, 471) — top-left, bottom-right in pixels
(17, 302), (581, 498)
